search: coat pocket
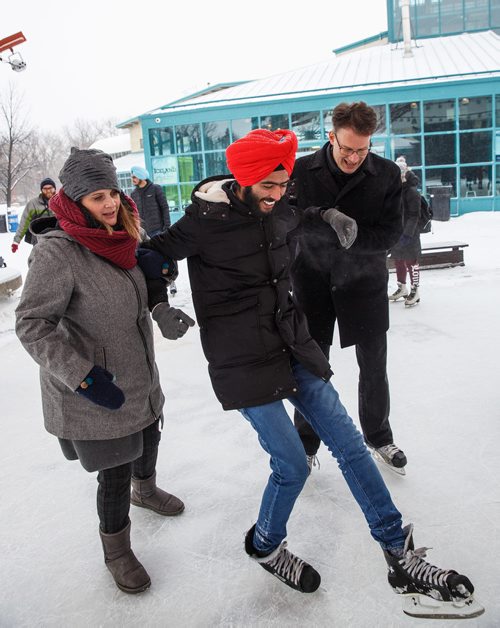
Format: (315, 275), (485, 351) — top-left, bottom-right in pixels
(200, 296), (267, 367)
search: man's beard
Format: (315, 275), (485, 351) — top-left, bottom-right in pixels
(242, 186), (274, 216)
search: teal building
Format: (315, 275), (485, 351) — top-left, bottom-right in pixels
(121, 0), (500, 221)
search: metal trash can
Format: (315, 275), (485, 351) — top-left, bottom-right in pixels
(7, 211), (19, 233)
(426, 185), (452, 221)
(0, 214), (7, 233)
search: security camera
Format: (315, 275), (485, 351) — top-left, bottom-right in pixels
(10, 57), (26, 72)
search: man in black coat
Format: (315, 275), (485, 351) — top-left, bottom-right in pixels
(130, 166), (171, 237)
(136, 130), (479, 613)
(290, 101), (407, 474)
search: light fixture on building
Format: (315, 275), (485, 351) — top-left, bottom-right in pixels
(461, 97), (470, 105)
(410, 102), (418, 109)
(155, 117), (161, 123)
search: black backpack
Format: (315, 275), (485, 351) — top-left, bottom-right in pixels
(419, 195), (433, 234)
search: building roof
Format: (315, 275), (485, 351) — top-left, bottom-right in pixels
(89, 134), (131, 155)
(113, 151), (145, 174)
(148, 31), (499, 116)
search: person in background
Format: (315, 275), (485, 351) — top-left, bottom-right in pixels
(289, 101), (407, 475)
(11, 178), (56, 251)
(131, 165), (176, 294)
(16, 148), (194, 595)
(134, 129), (482, 620)
(388, 156), (421, 307)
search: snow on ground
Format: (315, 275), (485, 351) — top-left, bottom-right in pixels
(0, 214), (499, 627)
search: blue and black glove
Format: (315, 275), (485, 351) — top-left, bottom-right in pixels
(136, 248), (178, 285)
(75, 365), (125, 410)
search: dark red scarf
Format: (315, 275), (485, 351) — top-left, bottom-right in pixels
(49, 190), (139, 269)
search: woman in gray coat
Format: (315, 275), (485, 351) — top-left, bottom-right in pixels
(389, 157), (422, 307)
(15, 148), (194, 594)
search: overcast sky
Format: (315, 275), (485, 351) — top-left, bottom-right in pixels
(2, 0), (388, 133)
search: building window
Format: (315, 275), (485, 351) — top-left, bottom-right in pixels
(176, 124), (202, 153)
(292, 111), (321, 141)
(149, 127), (175, 156)
(392, 135), (422, 166)
(465, 0), (490, 31)
(425, 167), (457, 197)
(231, 118), (258, 140)
(161, 185), (180, 213)
(390, 102), (421, 135)
(180, 184), (195, 211)
(440, 0), (465, 34)
(203, 121), (230, 150)
(460, 165), (493, 197)
(206, 152), (228, 177)
(178, 154), (204, 182)
(459, 96), (492, 130)
(460, 131), (492, 163)
(424, 99), (456, 132)
(118, 173), (134, 196)
(424, 133), (456, 165)
(260, 114), (290, 131)
(372, 105), (387, 134)
(371, 138), (387, 158)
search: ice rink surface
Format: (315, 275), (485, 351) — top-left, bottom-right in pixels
(0, 213), (498, 627)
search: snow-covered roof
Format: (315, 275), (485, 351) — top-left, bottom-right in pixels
(148, 31), (499, 115)
(113, 151), (145, 174)
(90, 134), (131, 156)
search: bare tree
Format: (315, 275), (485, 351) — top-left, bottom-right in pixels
(0, 82), (38, 206)
(63, 116), (119, 149)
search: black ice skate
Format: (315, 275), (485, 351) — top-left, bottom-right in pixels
(245, 525), (321, 593)
(370, 443), (407, 476)
(384, 524), (484, 619)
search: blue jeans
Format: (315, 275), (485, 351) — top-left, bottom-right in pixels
(239, 359), (405, 554)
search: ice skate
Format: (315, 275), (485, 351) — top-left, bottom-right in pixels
(404, 285), (420, 307)
(370, 443), (407, 476)
(245, 525), (321, 593)
(384, 524), (484, 619)
(306, 454), (320, 475)
(389, 282), (408, 301)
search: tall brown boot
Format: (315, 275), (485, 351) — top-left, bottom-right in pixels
(99, 520), (151, 594)
(131, 472), (184, 516)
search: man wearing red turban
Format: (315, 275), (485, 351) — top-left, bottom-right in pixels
(135, 128), (480, 614)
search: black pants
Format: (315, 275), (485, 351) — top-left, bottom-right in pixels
(97, 421), (161, 534)
(293, 333), (392, 455)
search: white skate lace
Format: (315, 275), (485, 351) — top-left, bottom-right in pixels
(265, 542), (305, 586)
(307, 455), (320, 471)
(378, 444), (402, 459)
(401, 547), (452, 587)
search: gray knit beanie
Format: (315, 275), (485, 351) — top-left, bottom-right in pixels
(59, 148), (120, 201)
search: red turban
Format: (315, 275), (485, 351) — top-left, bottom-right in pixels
(226, 129), (298, 186)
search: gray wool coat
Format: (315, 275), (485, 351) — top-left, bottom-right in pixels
(15, 228), (164, 441)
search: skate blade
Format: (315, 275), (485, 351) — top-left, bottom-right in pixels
(372, 451), (406, 476)
(402, 593), (485, 619)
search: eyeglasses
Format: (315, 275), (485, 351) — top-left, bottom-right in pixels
(333, 133), (371, 158)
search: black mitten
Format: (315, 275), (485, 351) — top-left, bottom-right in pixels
(75, 365), (125, 410)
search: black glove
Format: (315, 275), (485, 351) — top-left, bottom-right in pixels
(322, 208), (358, 249)
(152, 302), (195, 340)
(75, 365), (125, 410)
(136, 248), (178, 284)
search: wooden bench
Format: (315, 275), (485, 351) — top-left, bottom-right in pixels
(388, 241), (469, 271)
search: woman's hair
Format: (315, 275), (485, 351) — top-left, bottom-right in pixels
(117, 194), (141, 241)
